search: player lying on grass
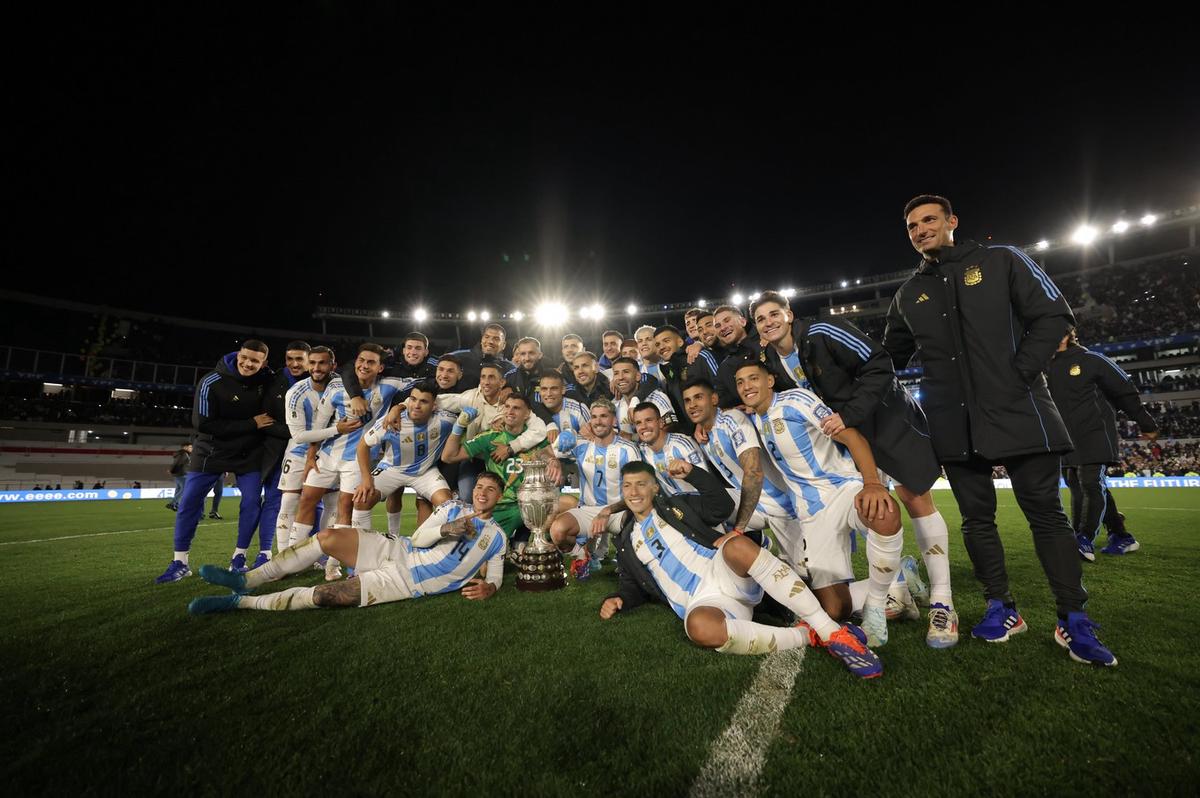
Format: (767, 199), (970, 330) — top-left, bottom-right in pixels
(599, 460), (884, 679)
(187, 472), (508, 614)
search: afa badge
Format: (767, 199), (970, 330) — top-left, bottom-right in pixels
(1069, 364), (1082, 376)
(773, 419), (785, 435)
(963, 265), (982, 286)
(671, 507), (684, 520)
(814, 404), (833, 420)
(608, 457), (618, 468)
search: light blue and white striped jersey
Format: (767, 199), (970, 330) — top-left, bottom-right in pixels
(554, 430), (641, 506)
(778, 346), (813, 391)
(755, 388), (861, 517)
(616, 389), (676, 437)
(405, 501), (507, 597)
(639, 432), (708, 495)
(640, 361), (663, 381)
(314, 377), (406, 462)
(284, 377), (329, 458)
(363, 408), (459, 476)
(700, 408), (795, 517)
(548, 398), (591, 437)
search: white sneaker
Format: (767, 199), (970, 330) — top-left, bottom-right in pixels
(861, 602), (889, 647)
(324, 559), (343, 581)
(885, 589), (921, 622)
(926, 602), (960, 649)
(900, 555), (929, 606)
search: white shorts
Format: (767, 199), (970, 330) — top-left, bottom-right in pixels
(303, 453), (363, 492)
(277, 454), (309, 492)
(372, 467), (450, 502)
(565, 504), (627, 536)
(684, 540), (764, 622)
(798, 481), (866, 589)
(353, 530), (415, 607)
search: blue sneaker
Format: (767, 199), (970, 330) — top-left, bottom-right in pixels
(822, 624), (883, 680)
(899, 555), (929, 606)
(1100, 534), (1140, 555)
(188, 594), (242, 615)
(1054, 613), (1117, 666)
(250, 552), (270, 570)
(971, 599), (1027, 642)
(199, 564), (248, 593)
(229, 553), (248, 573)
(155, 560), (191, 584)
(1076, 533), (1096, 562)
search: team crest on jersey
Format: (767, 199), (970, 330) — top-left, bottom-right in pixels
(963, 265), (982, 286)
(1069, 364), (1082, 376)
(671, 507), (684, 520)
(814, 404), (833, 420)
(759, 350), (768, 363)
(608, 456), (618, 468)
(478, 533), (491, 550)
(916, 292), (930, 303)
(773, 419), (785, 435)
(429, 429), (440, 440)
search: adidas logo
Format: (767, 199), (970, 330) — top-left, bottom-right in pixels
(916, 293), (930, 303)
(925, 544), (945, 556)
(789, 581), (806, 598)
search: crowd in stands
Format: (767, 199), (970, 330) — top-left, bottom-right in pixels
(1109, 440), (1200, 477)
(0, 393), (191, 428)
(1056, 255), (1198, 343)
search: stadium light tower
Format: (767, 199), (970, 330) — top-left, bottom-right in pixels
(413, 307), (429, 322)
(591, 304), (605, 320)
(512, 311), (524, 321)
(731, 293), (743, 305)
(1035, 240), (1050, 251)
(535, 302), (569, 327)
(467, 311), (478, 321)
(1111, 220), (1130, 234)
(381, 310), (390, 318)
(626, 303), (638, 316)
(697, 298), (707, 308)
(1141, 213), (1157, 226)
(1071, 224), (1098, 245)
(480, 310), (490, 321)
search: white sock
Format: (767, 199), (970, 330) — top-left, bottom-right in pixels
(865, 530), (903, 606)
(174, 551), (189, 565)
(239, 586), (317, 611)
(746, 548), (840, 640)
(258, 549), (272, 560)
(912, 512), (953, 606)
(245, 536), (327, 589)
(387, 512), (403, 535)
(277, 493), (300, 551)
(233, 547), (248, 558)
(849, 579), (870, 613)
(717, 619), (808, 655)
(289, 522), (313, 548)
(316, 506), (332, 533)
(351, 509), (373, 530)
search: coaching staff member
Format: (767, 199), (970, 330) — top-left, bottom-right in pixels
(883, 194), (1115, 667)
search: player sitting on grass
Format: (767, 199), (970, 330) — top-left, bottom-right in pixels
(599, 460), (884, 679)
(188, 472), (508, 614)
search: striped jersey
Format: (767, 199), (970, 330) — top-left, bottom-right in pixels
(699, 408), (795, 517)
(284, 377), (329, 458)
(638, 433), (708, 495)
(616, 389), (676, 437)
(554, 430), (641, 506)
(314, 377), (406, 462)
(547, 398), (591, 437)
(755, 388), (861, 517)
(404, 501), (507, 597)
(777, 346), (813, 391)
(362, 408), (459, 476)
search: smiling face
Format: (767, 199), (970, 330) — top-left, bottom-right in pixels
(696, 314), (717, 347)
(539, 374), (565, 411)
(602, 333), (622, 360)
(561, 336), (584, 363)
(752, 301), (791, 347)
(407, 387), (436, 424)
(906, 202), (958, 257)
(714, 310), (746, 346)
(513, 341), (542, 371)
(402, 339), (428, 367)
(284, 349), (309, 378)
(635, 328), (658, 362)
(633, 406), (665, 447)
(612, 362), (639, 397)
(621, 469), (659, 518)
(354, 349), (384, 386)
(589, 404), (616, 440)
(480, 327), (506, 356)
(307, 351), (334, 384)
(572, 355), (598, 387)
(472, 474), (503, 514)
(735, 362), (775, 414)
(683, 383), (718, 426)
(236, 348), (268, 377)
(435, 359), (461, 390)
(654, 330), (682, 361)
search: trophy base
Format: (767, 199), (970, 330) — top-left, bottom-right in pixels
(515, 548), (566, 592)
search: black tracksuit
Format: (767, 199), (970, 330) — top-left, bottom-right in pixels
(567, 372), (613, 407)
(714, 337), (765, 409)
(442, 345), (514, 391)
(1046, 343), (1158, 541)
(884, 239), (1085, 615)
(655, 349), (720, 436)
(188, 352), (274, 474)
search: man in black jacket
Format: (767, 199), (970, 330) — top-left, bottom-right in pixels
(652, 324), (720, 436)
(341, 332), (439, 413)
(712, 305), (763, 408)
(157, 341), (275, 584)
(566, 352), (612, 407)
(884, 194), (1115, 667)
(752, 291), (957, 649)
(597, 460), (883, 679)
(1046, 328), (1159, 558)
(254, 341), (311, 570)
(441, 323), (514, 391)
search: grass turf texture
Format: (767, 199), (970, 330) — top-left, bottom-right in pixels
(2, 490), (1197, 796)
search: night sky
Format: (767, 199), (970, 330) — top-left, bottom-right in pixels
(11, 10), (1199, 330)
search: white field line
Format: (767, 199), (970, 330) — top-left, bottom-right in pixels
(0, 521), (235, 546)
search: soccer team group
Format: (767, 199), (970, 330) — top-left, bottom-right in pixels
(162, 196), (1158, 680)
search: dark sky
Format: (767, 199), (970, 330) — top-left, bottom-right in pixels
(11, 10), (1199, 330)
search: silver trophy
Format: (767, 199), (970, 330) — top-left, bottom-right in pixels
(512, 458), (566, 592)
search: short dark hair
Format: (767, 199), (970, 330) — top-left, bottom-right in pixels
(475, 471), (504, 490)
(409, 380), (440, 399)
(684, 307), (703, 320)
(573, 351), (598, 364)
(309, 345), (335, 361)
(633, 401), (661, 419)
(241, 339), (269, 354)
(515, 336), (542, 351)
(505, 391), (531, 408)
(479, 362), (505, 377)
(601, 329), (623, 341)
(482, 323), (507, 338)
(612, 356), (640, 370)
(620, 461), (657, 480)
(696, 308), (714, 322)
(903, 194), (953, 219)
(654, 325), (684, 339)
(713, 305), (743, 318)
(682, 377), (717, 394)
(285, 340), (312, 353)
(621, 338), (638, 350)
(749, 290), (789, 318)
(539, 369), (565, 384)
(561, 334), (583, 344)
(437, 353), (462, 369)
(403, 332), (429, 347)
(357, 343), (386, 359)
(733, 358), (771, 377)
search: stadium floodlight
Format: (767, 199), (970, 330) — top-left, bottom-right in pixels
(731, 293), (743, 305)
(534, 302), (569, 327)
(480, 310), (490, 321)
(780, 288), (796, 298)
(381, 310), (390, 318)
(1111, 220), (1130, 234)
(626, 303), (638, 316)
(1071, 224), (1098, 245)
(512, 311), (524, 321)
(1035, 240), (1050, 251)
(579, 306), (592, 320)
(591, 304), (606, 320)
(697, 298), (707, 308)
(855, 278), (861, 285)
(840, 280), (848, 288)
(467, 311), (478, 321)
(1141, 213), (1157, 226)
(413, 307), (429, 322)
(748, 292), (760, 301)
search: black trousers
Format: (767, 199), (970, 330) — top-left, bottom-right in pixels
(943, 452), (1087, 616)
(1062, 464), (1127, 540)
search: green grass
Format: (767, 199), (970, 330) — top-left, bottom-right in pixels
(2, 490), (1198, 796)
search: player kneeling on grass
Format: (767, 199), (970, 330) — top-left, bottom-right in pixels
(599, 460), (883, 679)
(188, 472), (508, 614)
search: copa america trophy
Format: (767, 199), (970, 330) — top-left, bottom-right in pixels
(513, 458), (566, 592)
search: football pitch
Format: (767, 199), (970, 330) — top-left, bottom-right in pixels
(3, 490), (1197, 796)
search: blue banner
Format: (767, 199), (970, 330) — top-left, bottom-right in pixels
(0, 487), (244, 504)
